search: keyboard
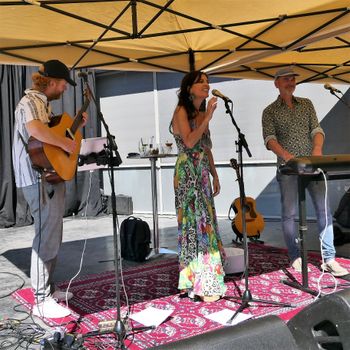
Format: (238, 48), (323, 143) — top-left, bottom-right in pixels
(279, 154), (350, 176)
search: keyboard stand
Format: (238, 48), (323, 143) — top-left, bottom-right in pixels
(278, 157), (350, 295)
(281, 175), (319, 296)
(279, 169), (350, 295)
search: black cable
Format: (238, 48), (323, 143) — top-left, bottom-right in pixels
(0, 318), (46, 349)
(0, 272), (25, 298)
(35, 175), (43, 308)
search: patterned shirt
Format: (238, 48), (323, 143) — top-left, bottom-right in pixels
(169, 114), (213, 152)
(12, 89), (52, 187)
(262, 95), (324, 166)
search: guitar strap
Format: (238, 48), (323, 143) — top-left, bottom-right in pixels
(18, 131), (29, 154)
(17, 130), (48, 201)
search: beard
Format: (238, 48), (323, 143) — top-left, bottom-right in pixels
(283, 86), (295, 96)
(47, 90), (63, 101)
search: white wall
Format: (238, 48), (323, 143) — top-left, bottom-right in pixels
(98, 72), (349, 217)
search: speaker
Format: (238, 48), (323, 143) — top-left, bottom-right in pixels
(287, 288), (350, 350)
(152, 315), (299, 349)
(103, 194), (133, 215)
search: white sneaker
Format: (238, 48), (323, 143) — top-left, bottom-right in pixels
(52, 290), (74, 302)
(291, 257), (310, 272)
(321, 259), (349, 277)
(32, 297), (71, 318)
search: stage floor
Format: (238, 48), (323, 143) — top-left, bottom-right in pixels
(1, 214), (349, 348)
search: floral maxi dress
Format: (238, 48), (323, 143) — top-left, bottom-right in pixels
(173, 130), (226, 297)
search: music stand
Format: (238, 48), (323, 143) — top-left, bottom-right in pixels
(78, 75), (151, 348)
(78, 137), (109, 172)
(220, 98), (292, 325)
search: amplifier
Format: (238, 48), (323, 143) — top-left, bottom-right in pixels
(104, 194), (133, 215)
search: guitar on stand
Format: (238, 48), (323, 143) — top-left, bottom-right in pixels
(229, 158), (265, 243)
(27, 90), (90, 183)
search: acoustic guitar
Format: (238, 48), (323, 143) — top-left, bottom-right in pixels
(27, 91), (90, 183)
(228, 158), (265, 241)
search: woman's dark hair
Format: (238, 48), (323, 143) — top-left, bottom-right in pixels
(177, 70), (207, 120)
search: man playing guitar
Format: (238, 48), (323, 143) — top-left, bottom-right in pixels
(12, 60), (88, 318)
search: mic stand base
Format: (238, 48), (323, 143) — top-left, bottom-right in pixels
(224, 287), (293, 325)
(280, 279), (319, 297)
(81, 318), (155, 349)
(146, 247), (177, 260)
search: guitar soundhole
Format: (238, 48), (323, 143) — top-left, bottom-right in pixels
(49, 115), (62, 127)
(244, 204), (257, 218)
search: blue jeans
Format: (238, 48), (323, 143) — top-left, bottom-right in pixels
(277, 171), (335, 262)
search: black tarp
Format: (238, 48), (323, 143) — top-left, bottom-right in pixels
(0, 64), (105, 228)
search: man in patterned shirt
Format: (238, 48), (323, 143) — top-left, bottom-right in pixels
(12, 60), (87, 318)
(262, 67), (348, 277)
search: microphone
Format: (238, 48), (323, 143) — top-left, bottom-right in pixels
(77, 71), (92, 79)
(324, 83), (342, 94)
(212, 89), (232, 103)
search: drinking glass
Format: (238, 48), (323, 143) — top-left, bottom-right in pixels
(164, 141), (173, 154)
(138, 139), (148, 156)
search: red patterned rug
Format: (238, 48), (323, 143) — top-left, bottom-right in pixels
(12, 244), (350, 349)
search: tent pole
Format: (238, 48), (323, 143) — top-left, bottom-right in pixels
(189, 49), (195, 72)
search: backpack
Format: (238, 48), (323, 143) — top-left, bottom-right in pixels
(334, 190), (350, 228)
(120, 216), (151, 262)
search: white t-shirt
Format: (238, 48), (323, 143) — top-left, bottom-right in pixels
(12, 89), (52, 188)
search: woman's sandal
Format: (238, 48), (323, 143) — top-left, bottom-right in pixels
(179, 290), (201, 302)
(201, 295), (221, 302)
(179, 291), (188, 298)
(191, 295), (202, 302)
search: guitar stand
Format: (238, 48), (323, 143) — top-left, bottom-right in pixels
(232, 237), (264, 245)
(77, 74), (152, 348)
(248, 237), (264, 244)
(221, 99), (293, 325)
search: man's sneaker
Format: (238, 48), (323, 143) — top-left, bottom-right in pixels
(291, 257), (310, 272)
(321, 259), (349, 277)
(52, 290), (74, 302)
(32, 297), (71, 318)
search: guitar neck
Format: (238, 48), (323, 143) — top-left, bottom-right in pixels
(70, 94), (90, 135)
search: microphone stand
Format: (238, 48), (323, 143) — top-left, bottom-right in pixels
(79, 75), (151, 348)
(221, 98), (292, 324)
(327, 89), (350, 109)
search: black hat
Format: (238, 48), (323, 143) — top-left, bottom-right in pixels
(38, 60), (77, 86)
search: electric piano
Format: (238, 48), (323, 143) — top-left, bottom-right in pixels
(280, 154), (350, 179)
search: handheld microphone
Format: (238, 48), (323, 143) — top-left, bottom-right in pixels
(324, 83), (342, 94)
(211, 89), (232, 103)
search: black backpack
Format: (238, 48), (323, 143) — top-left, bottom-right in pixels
(334, 190), (350, 228)
(120, 216), (151, 262)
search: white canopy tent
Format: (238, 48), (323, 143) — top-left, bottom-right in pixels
(1, 0), (350, 84)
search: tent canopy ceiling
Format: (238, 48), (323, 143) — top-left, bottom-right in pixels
(1, 0), (350, 84)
